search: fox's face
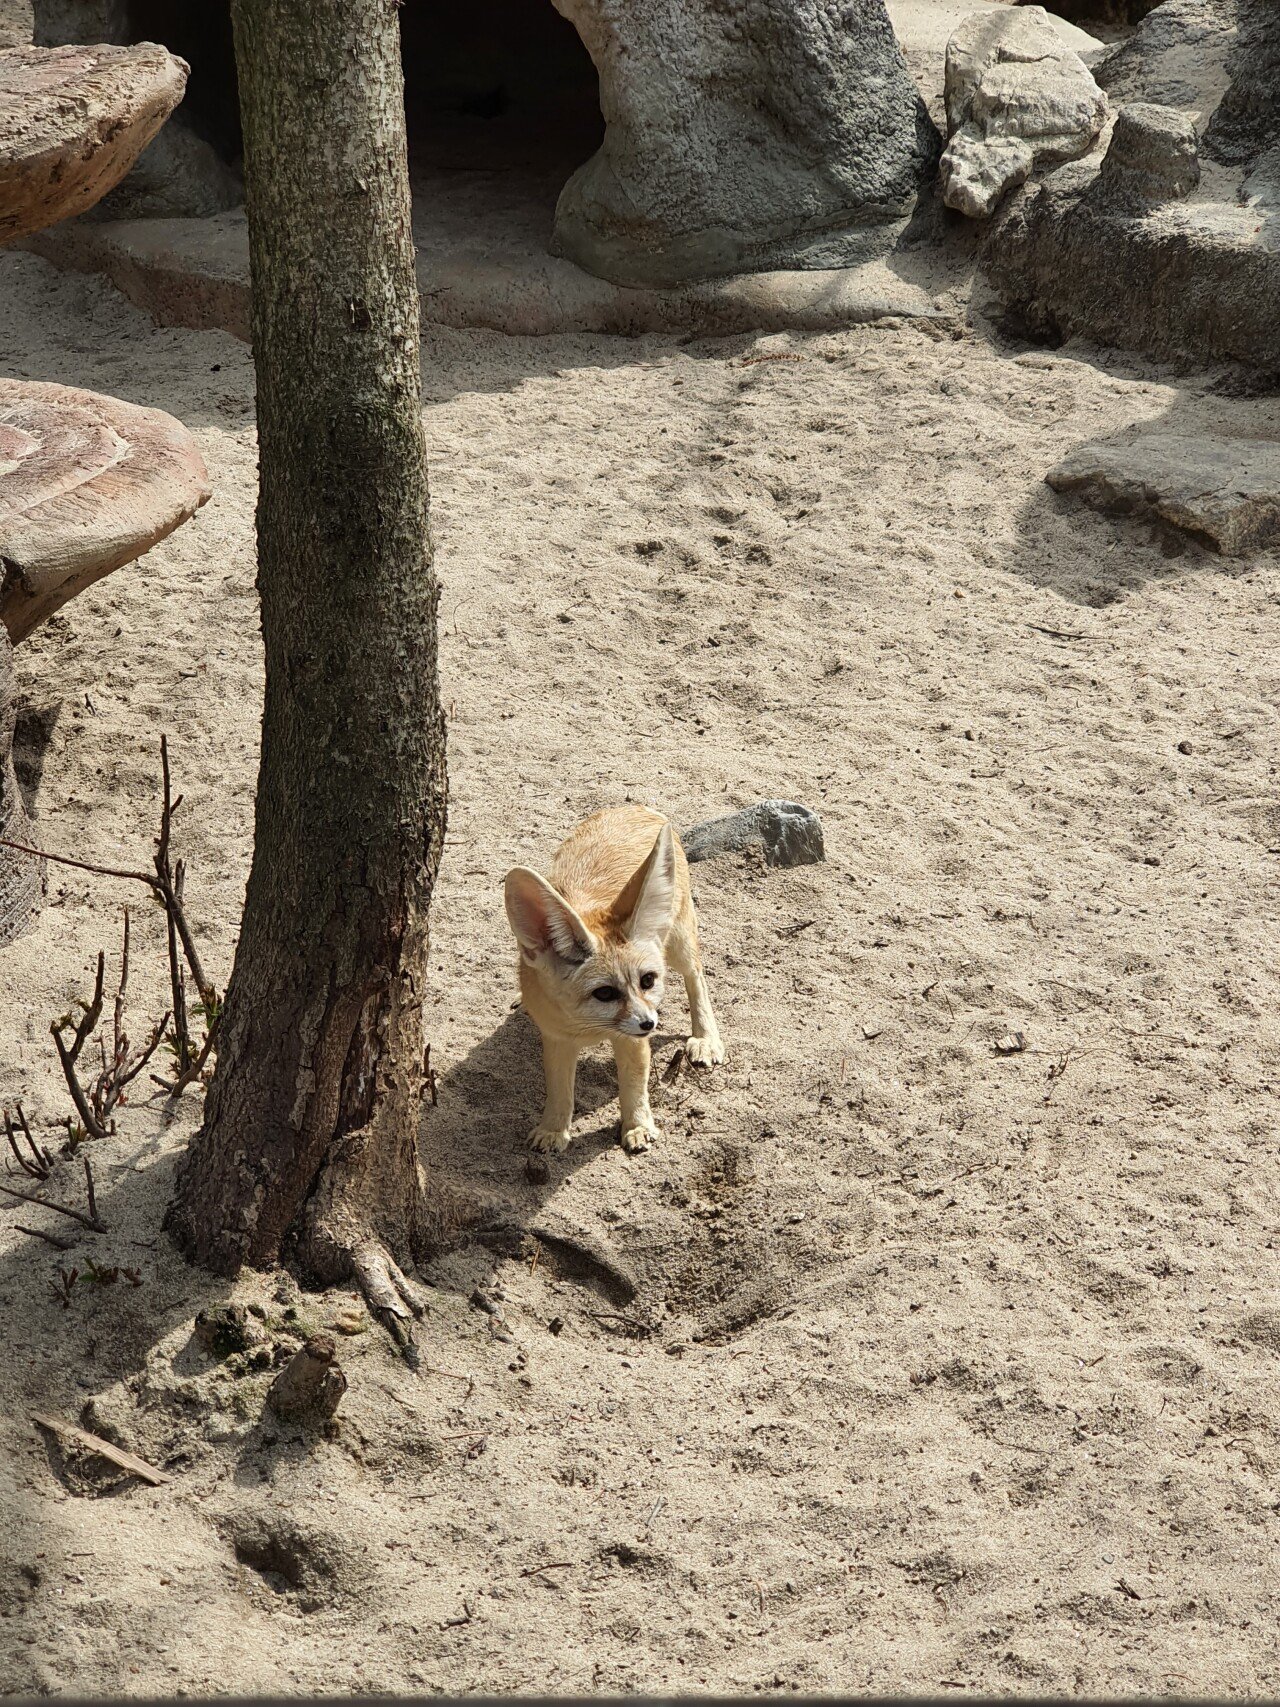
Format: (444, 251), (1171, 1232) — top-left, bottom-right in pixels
(505, 826), (676, 1041)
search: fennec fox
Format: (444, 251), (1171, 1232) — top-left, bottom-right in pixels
(504, 805), (725, 1155)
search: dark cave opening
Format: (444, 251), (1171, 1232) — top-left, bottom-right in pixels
(122, 0), (604, 188)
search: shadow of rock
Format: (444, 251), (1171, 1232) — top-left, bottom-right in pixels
(1004, 365), (1280, 607)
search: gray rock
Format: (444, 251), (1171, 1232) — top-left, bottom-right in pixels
(1095, 0), (1235, 119)
(940, 6), (1108, 219)
(1203, 0), (1280, 168)
(549, 0), (940, 288)
(1241, 142), (1280, 213)
(982, 0), (1280, 372)
(984, 175), (1280, 367)
(1094, 103), (1200, 208)
(89, 119), (241, 220)
(683, 800), (826, 868)
(1046, 431), (1280, 555)
(0, 0), (32, 48)
(31, 0), (127, 46)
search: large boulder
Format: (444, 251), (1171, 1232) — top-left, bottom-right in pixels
(1094, 102), (1201, 208)
(940, 6), (1108, 218)
(548, 0), (940, 288)
(1096, 0), (1236, 117)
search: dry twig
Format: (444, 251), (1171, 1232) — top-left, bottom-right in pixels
(0, 1154), (107, 1233)
(51, 913), (169, 1142)
(3, 1102), (51, 1180)
(32, 1412), (171, 1485)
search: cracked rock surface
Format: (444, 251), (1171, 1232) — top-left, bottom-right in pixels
(940, 6), (1108, 218)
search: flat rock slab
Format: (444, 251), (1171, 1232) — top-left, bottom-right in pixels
(24, 204), (952, 341)
(1047, 431), (1280, 554)
(0, 42), (186, 243)
(684, 801), (826, 868)
(1, 377), (211, 642)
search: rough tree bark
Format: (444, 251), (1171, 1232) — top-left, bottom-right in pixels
(165, 0), (446, 1338)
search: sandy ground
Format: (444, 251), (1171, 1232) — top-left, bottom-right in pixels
(3, 110), (1280, 1701)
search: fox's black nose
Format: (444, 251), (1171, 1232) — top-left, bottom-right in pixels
(638, 1017), (656, 1033)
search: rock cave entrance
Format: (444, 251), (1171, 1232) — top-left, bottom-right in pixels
(122, 0), (604, 228)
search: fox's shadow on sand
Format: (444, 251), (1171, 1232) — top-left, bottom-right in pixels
(419, 1004), (696, 1318)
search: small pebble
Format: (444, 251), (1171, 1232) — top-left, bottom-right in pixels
(1177, 739), (1193, 755)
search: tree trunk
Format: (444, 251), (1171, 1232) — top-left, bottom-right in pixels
(165, 0), (446, 1329)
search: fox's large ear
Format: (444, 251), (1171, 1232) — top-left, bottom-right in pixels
(620, 824), (678, 946)
(504, 868), (597, 964)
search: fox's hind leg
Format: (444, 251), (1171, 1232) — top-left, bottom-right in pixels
(668, 901), (725, 1068)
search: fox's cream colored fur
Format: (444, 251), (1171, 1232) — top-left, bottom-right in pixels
(504, 805), (725, 1154)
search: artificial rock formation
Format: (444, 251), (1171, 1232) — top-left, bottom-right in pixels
(0, 36), (209, 945)
(0, 383), (208, 946)
(0, 379), (210, 644)
(0, 41), (186, 242)
(982, 0), (1280, 369)
(940, 6), (1107, 219)
(1047, 432), (1280, 556)
(548, 0), (940, 287)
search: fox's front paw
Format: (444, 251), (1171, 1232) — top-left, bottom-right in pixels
(529, 1125), (572, 1155)
(621, 1116), (659, 1155)
(686, 1033), (726, 1068)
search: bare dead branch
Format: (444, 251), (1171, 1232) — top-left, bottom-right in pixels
(52, 910), (171, 1140)
(0, 1155), (106, 1232)
(15, 1223), (76, 1250)
(3, 1103), (51, 1180)
(51, 1016), (108, 1143)
(0, 837), (156, 890)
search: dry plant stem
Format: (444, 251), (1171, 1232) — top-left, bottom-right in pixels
(53, 913), (170, 1139)
(3, 1103), (51, 1180)
(0, 1155), (106, 1232)
(155, 736), (213, 1006)
(15, 1223), (76, 1250)
(52, 950), (109, 1141)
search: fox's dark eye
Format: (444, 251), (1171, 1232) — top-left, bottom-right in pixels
(639, 972), (658, 991)
(592, 986), (621, 1003)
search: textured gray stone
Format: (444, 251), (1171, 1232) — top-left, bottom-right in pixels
(549, 0), (940, 288)
(982, 0), (1280, 371)
(1096, 0), (1234, 118)
(1203, 0), (1280, 167)
(1094, 103), (1200, 208)
(1047, 431), (1280, 555)
(940, 6), (1107, 218)
(89, 118), (240, 220)
(683, 801), (826, 869)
